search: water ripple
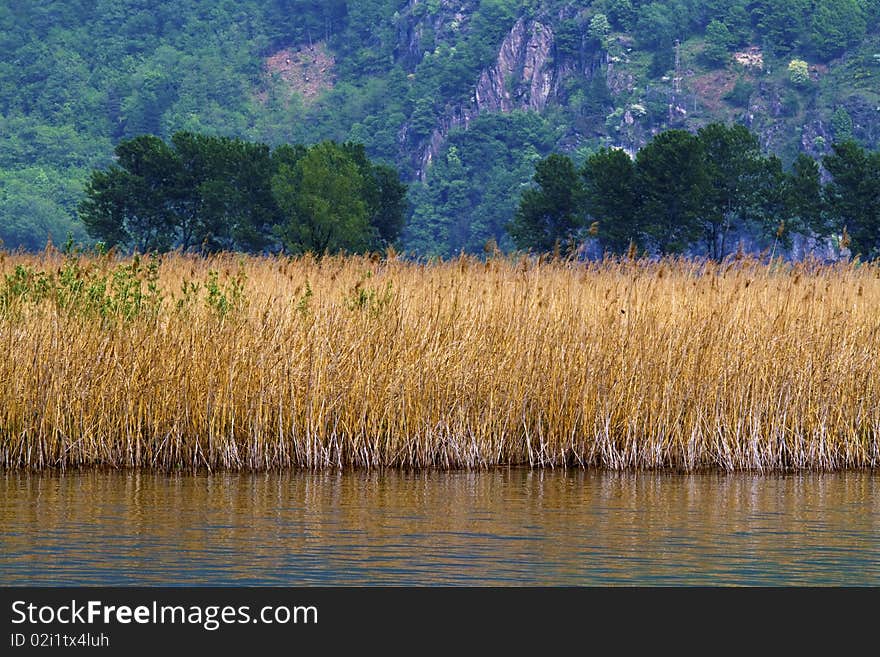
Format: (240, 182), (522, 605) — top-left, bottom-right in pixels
(1, 470), (878, 585)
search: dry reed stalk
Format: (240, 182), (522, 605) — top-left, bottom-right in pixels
(1, 248), (878, 471)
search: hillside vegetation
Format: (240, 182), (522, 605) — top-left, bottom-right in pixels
(2, 1), (879, 255)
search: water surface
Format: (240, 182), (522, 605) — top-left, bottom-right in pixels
(1, 469), (878, 585)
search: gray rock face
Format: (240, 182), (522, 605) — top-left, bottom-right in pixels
(417, 18), (556, 178)
(475, 19), (554, 113)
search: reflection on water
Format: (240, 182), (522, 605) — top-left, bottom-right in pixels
(1, 469), (878, 585)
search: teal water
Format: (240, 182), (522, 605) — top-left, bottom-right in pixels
(1, 469), (878, 585)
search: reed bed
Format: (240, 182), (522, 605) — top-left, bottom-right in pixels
(1, 247), (879, 472)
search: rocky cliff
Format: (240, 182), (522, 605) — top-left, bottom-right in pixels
(395, 1), (880, 181)
(475, 19), (555, 114)
(415, 17), (563, 178)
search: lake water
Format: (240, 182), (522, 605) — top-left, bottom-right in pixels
(1, 469), (878, 585)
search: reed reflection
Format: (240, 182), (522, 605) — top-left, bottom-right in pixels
(1, 470), (877, 585)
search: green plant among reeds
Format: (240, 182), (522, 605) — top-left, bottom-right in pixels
(294, 280), (314, 319)
(205, 266), (247, 319)
(1, 249), (879, 472)
(1, 264), (53, 309)
(345, 271), (394, 317)
(0, 249), (168, 323)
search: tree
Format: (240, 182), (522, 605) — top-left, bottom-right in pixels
(79, 133), (405, 255)
(702, 20), (734, 66)
(831, 107), (854, 142)
(753, 154), (791, 248)
(79, 135), (178, 252)
(783, 153), (825, 236)
(588, 14), (612, 50)
(405, 112), (555, 256)
(823, 141), (880, 258)
(635, 130), (709, 254)
(365, 163), (408, 249)
(634, 2), (677, 49)
(167, 131), (277, 252)
(809, 0), (866, 60)
(723, 0), (752, 46)
(788, 59), (810, 85)
(555, 19), (583, 59)
(755, 0), (811, 54)
(634, 2), (685, 77)
(606, 0), (636, 31)
(724, 78), (754, 108)
(0, 166), (89, 251)
(509, 154), (585, 253)
(79, 132), (280, 253)
(697, 123), (767, 259)
(272, 141), (372, 254)
(339, 142), (407, 249)
(582, 147), (640, 254)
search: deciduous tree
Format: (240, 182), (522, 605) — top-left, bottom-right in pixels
(272, 141), (371, 254)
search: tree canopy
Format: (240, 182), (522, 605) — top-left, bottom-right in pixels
(823, 141), (880, 258)
(79, 133), (407, 254)
(508, 153), (585, 253)
(513, 123), (880, 260)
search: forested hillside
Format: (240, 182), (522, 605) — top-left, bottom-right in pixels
(2, 1), (879, 255)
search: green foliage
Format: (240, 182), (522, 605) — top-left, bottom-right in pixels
(588, 14), (612, 50)
(338, 143), (409, 249)
(295, 279), (313, 318)
(724, 79), (754, 108)
(784, 153), (825, 235)
(635, 130), (709, 254)
(0, 250), (164, 322)
(405, 111), (557, 257)
(582, 148), (639, 254)
(521, 124), (880, 259)
(634, 3), (678, 50)
(272, 141), (371, 254)
(702, 20), (734, 66)
(555, 19), (583, 59)
(696, 123), (769, 259)
(176, 279), (202, 314)
(3, 1), (880, 258)
(809, 0), (867, 60)
(723, 1), (752, 46)
(831, 107), (854, 141)
(80, 133), (405, 256)
(205, 266), (247, 319)
(781, 90), (801, 117)
(606, 0), (636, 31)
(345, 272), (393, 317)
(509, 153), (585, 252)
(755, 0), (811, 55)
(79, 133), (278, 252)
(0, 167), (90, 251)
(1, 265), (53, 310)
(823, 140), (880, 257)
(788, 59), (811, 85)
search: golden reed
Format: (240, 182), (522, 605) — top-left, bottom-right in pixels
(1, 248), (878, 471)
